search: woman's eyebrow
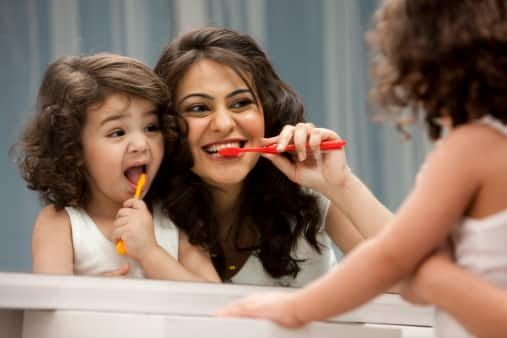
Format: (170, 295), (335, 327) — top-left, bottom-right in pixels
(178, 88), (252, 106)
(177, 93), (213, 106)
(226, 88), (251, 98)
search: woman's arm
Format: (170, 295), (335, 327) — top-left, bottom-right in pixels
(323, 171), (393, 240)
(32, 205), (74, 274)
(261, 123), (392, 250)
(402, 253), (507, 338)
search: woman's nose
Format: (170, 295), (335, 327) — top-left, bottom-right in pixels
(210, 106), (234, 132)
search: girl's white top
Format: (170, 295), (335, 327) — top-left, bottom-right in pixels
(435, 115), (507, 338)
(66, 204), (179, 278)
(230, 194), (337, 287)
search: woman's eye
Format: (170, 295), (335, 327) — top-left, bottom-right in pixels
(108, 129), (125, 138)
(184, 104), (210, 114)
(145, 123), (160, 132)
(231, 99), (254, 109)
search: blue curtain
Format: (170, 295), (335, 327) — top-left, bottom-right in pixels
(0, 0), (431, 272)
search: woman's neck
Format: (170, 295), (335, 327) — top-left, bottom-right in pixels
(211, 184), (243, 238)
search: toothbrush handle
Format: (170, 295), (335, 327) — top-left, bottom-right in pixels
(282, 140), (346, 152)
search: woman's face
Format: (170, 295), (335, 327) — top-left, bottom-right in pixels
(174, 59), (265, 192)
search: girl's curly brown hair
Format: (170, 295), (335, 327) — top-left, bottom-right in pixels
(15, 53), (178, 210)
(368, 0), (507, 139)
(155, 27), (324, 280)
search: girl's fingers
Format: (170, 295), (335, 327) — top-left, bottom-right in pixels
(112, 226), (127, 244)
(102, 264), (129, 277)
(123, 198), (147, 210)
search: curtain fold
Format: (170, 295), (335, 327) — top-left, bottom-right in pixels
(1, 0), (430, 271)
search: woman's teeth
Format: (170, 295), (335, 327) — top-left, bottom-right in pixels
(204, 142), (242, 154)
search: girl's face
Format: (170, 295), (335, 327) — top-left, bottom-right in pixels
(174, 59), (265, 192)
(81, 93), (164, 209)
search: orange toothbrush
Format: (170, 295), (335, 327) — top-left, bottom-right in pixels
(116, 173), (146, 255)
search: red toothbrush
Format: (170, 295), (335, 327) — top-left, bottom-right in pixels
(218, 140), (346, 157)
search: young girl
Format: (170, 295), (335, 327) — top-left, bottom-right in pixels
(152, 27), (392, 286)
(217, 1), (507, 337)
(16, 53), (219, 282)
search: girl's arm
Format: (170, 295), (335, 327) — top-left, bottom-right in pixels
(32, 205), (74, 274)
(177, 231), (221, 282)
(114, 198), (220, 282)
(136, 243), (220, 282)
(402, 252), (507, 338)
(218, 126), (481, 326)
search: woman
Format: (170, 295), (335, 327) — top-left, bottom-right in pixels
(154, 27), (392, 285)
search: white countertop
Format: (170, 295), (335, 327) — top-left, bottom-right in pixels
(0, 272), (434, 338)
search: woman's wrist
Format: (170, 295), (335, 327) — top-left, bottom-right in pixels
(320, 166), (355, 203)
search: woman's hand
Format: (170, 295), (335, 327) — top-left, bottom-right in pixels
(261, 123), (351, 193)
(216, 292), (305, 329)
(112, 198), (158, 262)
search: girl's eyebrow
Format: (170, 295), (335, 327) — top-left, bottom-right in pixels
(99, 109), (157, 127)
(100, 113), (126, 127)
(177, 88), (252, 106)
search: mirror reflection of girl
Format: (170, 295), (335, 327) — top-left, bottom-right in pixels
(16, 53), (219, 282)
(218, 1), (507, 337)
(152, 27), (392, 286)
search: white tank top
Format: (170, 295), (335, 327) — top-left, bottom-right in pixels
(66, 204), (179, 278)
(435, 116), (507, 338)
(230, 193), (337, 287)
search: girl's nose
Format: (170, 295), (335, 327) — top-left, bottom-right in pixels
(127, 132), (149, 153)
(210, 106), (234, 133)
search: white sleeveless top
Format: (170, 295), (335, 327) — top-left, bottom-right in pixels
(230, 194), (337, 287)
(66, 204), (179, 278)
(435, 116), (507, 338)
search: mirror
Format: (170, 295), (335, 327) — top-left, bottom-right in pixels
(0, 0), (430, 284)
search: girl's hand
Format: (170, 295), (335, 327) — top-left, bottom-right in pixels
(400, 245), (453, 305)
(112, 198), (157, 262)
(101, 263), (130, 277)
(262, 123), (351, 193)
(216, 292), (305, 329)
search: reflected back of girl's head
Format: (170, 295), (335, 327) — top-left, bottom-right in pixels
(369, 0), (507, 139)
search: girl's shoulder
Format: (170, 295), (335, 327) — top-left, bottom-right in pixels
(33, 205), (72, 233)
(437, 121), (506, 156)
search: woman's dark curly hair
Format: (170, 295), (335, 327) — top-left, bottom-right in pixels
(15, 53), (178, 210)
(368, 0), (507, 139)
(154, 27), (323, 280)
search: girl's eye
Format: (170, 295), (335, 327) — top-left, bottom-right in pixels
(145, 123), (161, 132)
(108, 129), (125, 138)
(231, 98), (254, 109)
